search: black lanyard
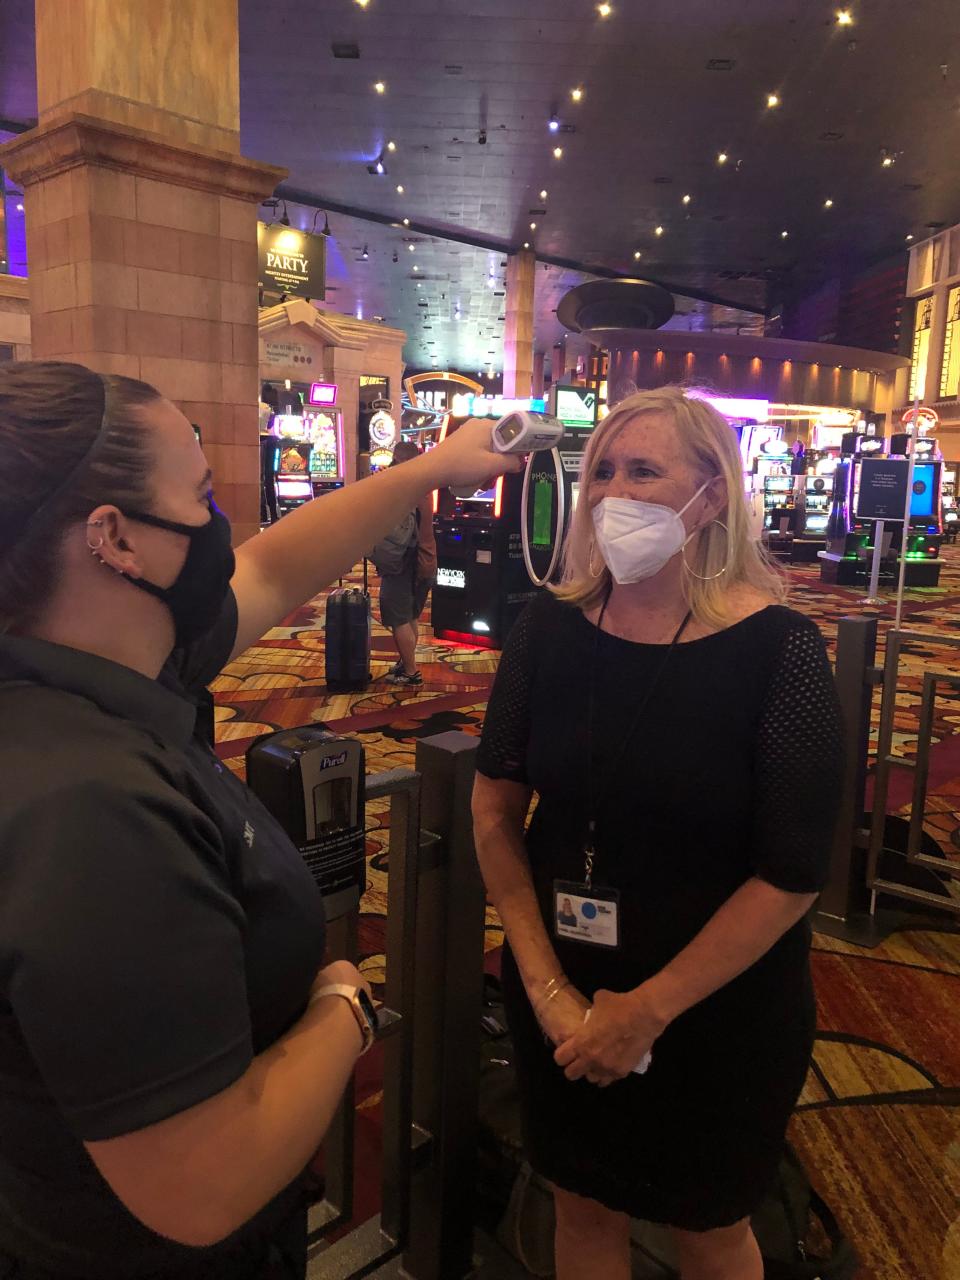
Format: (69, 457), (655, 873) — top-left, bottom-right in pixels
(583, 588), (691, 889)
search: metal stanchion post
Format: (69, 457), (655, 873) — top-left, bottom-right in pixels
(403, 732), (487, 1280)
(814, 615), (882, 942)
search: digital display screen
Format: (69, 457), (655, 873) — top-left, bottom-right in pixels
(910, 462), (936, 519)
(555, 386), (597, 428)
(461, 486), (496, 503)
(532, 478), (554, 548)
(277, 479), (313, 499)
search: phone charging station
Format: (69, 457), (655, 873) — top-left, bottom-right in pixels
(246, 726), (366, 921)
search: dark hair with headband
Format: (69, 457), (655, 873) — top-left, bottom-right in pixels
(0, 361), (161, 634)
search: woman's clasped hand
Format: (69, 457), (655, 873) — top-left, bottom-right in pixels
(553, 985), (667, 1087)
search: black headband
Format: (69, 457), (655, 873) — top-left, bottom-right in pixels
(1, 372), (111, 549)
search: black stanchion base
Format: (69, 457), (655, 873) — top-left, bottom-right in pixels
(813, 905), (917, 949)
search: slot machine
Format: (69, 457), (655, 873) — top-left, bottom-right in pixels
(941, 461), (959, 540)
(272, 413), (314, 516)
(431, 425), (534, 649)
(431, 389), (596, 648)
(888, 431), (943, 582)
(820, 433), (886, 583)
(800, 475), (832, 536)
(305, 408), (345, 497)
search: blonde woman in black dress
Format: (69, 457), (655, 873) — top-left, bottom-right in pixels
(473, 387), (843, 1280)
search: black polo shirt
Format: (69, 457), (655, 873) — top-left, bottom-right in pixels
(0, 594), (327, 1278)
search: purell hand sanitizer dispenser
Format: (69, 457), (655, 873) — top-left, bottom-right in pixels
(246, 725), (366, 921)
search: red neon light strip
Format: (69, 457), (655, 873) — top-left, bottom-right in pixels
(494, 475), (504, 519)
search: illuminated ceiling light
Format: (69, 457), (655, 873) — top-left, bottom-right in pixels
(416, 281), (422, 288)
(906, 233), (914, 241)
(374, 80), (386, 94)
(682, 193), (692, 205)
(361, 245), (369, 260)
(654, 225), (664, 236)
(523, 241), (531, 249)
(548, 113), (560, 133)
(553, 146), (563, 159)
(824, 197), (834, 208)
(881, 152), (895, 167)
(717, 151), (728, 165)
(387, 140), (397, 152)
(403, 217), (410, 226)
(540, 188), (548, 200)
(15, 202), (24, 212)
(766, 93), (781, 108)
(634, 250), (642, 260)
(571, 87), (584, 102)
(836, 9), (853, 24)
(408, 243), (415, 251)
(355, 0), (370, 7)
(597, 2), (612, 14)
(396, 184), (404, 193)
(413, 264), (419, 271)
(530, 221), (537, 230)
(781, 230), (789, 238)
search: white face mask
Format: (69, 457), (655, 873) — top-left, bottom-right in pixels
(591, 482), (711, 584)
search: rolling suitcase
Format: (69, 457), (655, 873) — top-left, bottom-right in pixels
(324, 560), (372, 692)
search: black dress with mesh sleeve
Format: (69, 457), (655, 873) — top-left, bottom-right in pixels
(476, 593), (844, 1231)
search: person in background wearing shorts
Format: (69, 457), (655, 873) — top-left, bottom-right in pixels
(379, 441), (437, 687)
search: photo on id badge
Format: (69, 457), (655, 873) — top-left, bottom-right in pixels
(553, 880), (620, 949)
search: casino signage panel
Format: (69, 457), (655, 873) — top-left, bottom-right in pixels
(258, 224), (326, 301)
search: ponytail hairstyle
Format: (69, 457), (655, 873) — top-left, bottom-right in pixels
(0, 361), (162, 634)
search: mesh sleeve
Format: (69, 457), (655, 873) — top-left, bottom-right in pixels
(476, 600), (538, 784)
(751, 618), (845, 893)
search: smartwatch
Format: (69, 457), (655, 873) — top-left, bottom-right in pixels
(310, 983), (378, 1055)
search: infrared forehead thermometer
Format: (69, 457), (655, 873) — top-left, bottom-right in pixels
(492, 410), (565, 454)
(450, 411), (565, 498)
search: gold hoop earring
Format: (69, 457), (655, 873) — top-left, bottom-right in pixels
(588, 538), (605, 578)
(682, 519), (729, 581)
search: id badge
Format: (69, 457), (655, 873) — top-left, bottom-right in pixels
(553, 880), (620, 949)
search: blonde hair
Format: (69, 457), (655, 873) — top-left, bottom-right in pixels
(552, 385), (785, 629)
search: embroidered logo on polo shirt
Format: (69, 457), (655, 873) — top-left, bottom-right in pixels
(243, 821), (255, 848)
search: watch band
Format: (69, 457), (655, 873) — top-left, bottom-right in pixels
(309, 983), (376, 1055)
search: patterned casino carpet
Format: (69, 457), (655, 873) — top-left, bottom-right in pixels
(212, 548), (960, 1280)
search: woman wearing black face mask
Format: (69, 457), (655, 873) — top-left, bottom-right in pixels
(0, 361), (521, 1280)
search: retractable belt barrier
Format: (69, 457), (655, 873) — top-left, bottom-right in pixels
(248, 730), (487, 1280)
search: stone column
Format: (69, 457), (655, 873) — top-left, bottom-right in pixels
(0, 0), (284, 545)
(502, 249), (535, 399)
(532, 349), (545, 399)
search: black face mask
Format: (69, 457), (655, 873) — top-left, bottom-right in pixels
(119, 501), (235, 649)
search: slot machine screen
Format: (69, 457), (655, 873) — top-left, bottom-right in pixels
(306, 411), (339, 478)
(910, 463), (936, 520)
(461, 485), (497, 504)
